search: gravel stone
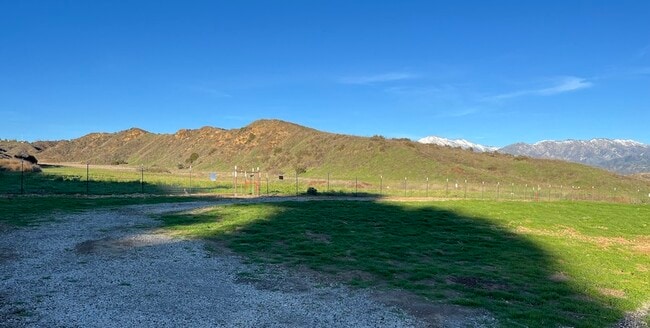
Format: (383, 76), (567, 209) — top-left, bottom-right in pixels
(616, 302), (650, 328)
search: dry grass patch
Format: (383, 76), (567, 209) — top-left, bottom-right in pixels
(598, 288), (627, 299)
(0, 159), (41, 172)
(515, 226), (650, 254)
(549, 272), (571, 282)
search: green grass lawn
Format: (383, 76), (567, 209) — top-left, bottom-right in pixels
(0, 195), (207, 226)
(2, 163), (649, 203)
(0, 165), (235, 195)
(161, 200), (650, 327)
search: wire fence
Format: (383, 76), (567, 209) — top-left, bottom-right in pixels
(1, 163), (649, 204)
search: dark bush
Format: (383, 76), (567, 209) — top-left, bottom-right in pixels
(306, 187), (318, 195)
(14, 153), (38, 164)
(185, 152), (199, 164)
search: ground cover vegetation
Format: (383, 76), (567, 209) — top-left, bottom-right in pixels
(161, 200), (650, 327)
(0, 195), (206, 227)
(2, 163), (648, 204)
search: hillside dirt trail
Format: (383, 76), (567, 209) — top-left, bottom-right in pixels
(0, 198), (499, 328)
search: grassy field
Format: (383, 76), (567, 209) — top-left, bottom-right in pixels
(0, 195), (207, 227)
(161, 200), (650, 327)
(2, 163), (649, 203)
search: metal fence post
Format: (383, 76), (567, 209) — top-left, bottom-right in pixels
(20, 159), (24, 194)
(525, 184), (528, 200)
(464, 179), (467, 199)
(86, 162), (89, 195)
(327, 172), (330, 192)
(257, 169), (260, 196)
(426, 177), (429, 197)
(141, 165), (144, 193)
(445, 178), (449, 197)
(496, 182), (500, 200)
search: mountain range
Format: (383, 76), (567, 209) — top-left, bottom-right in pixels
(417, 136), (498, 153)
(418, 136), (649, 174)
(1, 120), (648, 191)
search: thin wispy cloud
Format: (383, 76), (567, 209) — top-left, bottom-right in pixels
(384, 85), (444, 96)
(340, 72), (418, 85)
(383, 83), (483, 118)
(384, 83), (467, 103)
(536, 76), (593, 95)
(486, 76), (593, 101)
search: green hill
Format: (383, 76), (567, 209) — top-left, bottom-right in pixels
(25, 119), (650, 193)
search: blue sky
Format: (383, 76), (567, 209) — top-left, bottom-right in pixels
(2, 1), (649, 147)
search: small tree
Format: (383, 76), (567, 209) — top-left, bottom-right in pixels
(185, 152), (199, 164)
(14, 153), (38, 164)
(294, 165), (307, 175)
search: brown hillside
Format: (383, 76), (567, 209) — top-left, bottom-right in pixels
(28, 119), (650, 192)
(632, 173), (650, 182)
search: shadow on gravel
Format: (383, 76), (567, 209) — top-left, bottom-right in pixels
(161, 200), (624, 327)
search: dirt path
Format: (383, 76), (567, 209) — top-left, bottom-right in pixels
(1, 201), (428, 327)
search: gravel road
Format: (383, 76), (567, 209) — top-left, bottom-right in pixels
(1, 201), (427, 327)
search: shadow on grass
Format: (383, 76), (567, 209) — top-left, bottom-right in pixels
(161, 200), (623, 327)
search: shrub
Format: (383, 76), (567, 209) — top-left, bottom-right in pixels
(306, 187), (318, 195)
(185, 152), (199, 164)
(294, 165), (307, 175)
(14, 153), (38, 164)
(0, 159), (41, 172)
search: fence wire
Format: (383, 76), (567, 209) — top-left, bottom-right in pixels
(1, 163), (648, 204)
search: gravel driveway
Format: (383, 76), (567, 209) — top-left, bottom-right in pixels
(1, 202), (425, 327)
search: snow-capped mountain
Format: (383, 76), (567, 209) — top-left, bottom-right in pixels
(418, 136), (498, 152)
(418, 136), (650, 174)
(499, 139), (650, 174)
